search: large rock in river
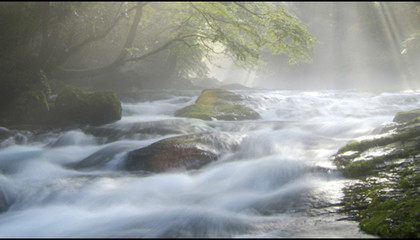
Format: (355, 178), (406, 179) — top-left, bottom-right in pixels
(125, 134), (222, 173)
(12, 90), (50, 124)
(53, 86), (122, 125)
(174, 88), (260, 121)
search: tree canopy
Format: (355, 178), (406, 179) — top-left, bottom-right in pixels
(0, 2), (316, 81)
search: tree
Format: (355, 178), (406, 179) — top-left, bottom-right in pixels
(0, 2), (315, 115)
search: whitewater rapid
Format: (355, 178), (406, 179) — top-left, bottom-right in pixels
(1, 89), (419, 238)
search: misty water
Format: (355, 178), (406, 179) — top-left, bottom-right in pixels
(1, 89), (420, 238)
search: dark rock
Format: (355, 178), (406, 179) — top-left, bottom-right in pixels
(53, 86), (122, 125)
(12, 90), (49, 124)
(125, 134), (219, 173)
(69, 141), (140, 170)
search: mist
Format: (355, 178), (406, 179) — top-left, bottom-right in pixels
(1, 2), (420, 238)
(205, 2), (420, 92)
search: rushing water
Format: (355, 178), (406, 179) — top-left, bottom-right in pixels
(1, 89), (420, 238)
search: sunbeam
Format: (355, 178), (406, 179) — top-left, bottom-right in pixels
(1, 2), (420, 238)
(252, 2), (420, 91)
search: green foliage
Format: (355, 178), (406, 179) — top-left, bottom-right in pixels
(122, 2), (316, 86)
(0, 2), (315, 93)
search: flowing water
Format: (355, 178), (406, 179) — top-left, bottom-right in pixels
(1, 89), (420, 238)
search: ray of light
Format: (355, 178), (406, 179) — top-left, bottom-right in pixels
(375, 2), (418, 90)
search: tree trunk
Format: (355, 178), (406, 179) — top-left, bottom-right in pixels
(37, 2), (51, 69)
(56, 2), (146, 80)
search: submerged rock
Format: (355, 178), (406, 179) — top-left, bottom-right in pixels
(53, 86), (122, 125)
(332, 109), (420, 238)
(69, 141), (140, 170)
(175, 88), (260, 121)
(125, 134), (222, 173)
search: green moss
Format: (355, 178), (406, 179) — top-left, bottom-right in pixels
(337, 140), (362, 154)
(195, 89), (218, 105)
(399, 174), (420, 190)
(53, 86), (122, 125)
(174, 104), (215, 120)
(216, 103), (260, 120)
(337, 138), (390, 155)
(405, 116), (420, 125)
(393, 109), (420, 123)
(334, 111), (420, 238)
(88, 91), (122, 124)
(175, 88), (259, 121)
(344, 160), (377, 178)
(360, 198), (420, 238)
(336, 130), (420, 157)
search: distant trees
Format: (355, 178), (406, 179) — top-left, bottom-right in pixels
(0, 2), (315, 118)
(0, 2), (316, 121)
(0, 2), (316, 82)
(58, 2), (316, 85)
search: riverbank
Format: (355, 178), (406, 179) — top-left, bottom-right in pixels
(333, 108), (420, 238)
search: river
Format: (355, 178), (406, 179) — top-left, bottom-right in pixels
(1, 89), (419, 238)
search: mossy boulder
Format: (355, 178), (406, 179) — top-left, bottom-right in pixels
(333, 109), (420, 238)
(12, 90), (49, 124)
(53, 86), (122, 125)
(393, 109), (420, 123)
(125, 134), (220, 173)
(175, 88), (260, 121)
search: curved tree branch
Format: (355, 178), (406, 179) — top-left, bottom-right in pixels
(49, 4), (138, 71)
(56, 2), (150, 79)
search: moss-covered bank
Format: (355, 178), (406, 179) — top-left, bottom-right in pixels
(175, 88), (260, 121)
(53, 86), (122, 125)
(333, 109), (420, 238)
(12, 90), (50, 124)
(1, 85), (122, 128)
